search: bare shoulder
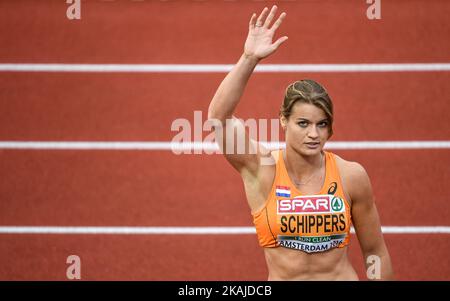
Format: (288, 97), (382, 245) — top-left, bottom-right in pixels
(334, 154), (369, 180)
(333, 154), (372, 203)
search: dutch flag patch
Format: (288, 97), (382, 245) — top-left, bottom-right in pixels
(275, 185), (291, 197)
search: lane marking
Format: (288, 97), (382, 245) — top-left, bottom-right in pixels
(1, 63), (450, 73)
(0, 141), (449, 150)
(0, 226), (449, 234)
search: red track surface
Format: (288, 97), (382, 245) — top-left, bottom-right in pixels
(1, 150), (449, 226)
(0, 0), (449, 280)
(1, 72), (450, 141)
(1, 0), (449, 63)
(1, 234), (449, 280)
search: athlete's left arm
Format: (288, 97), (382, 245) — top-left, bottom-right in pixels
(348, 162), (395, 280)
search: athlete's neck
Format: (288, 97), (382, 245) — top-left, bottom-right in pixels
(283, 146), (324, 183)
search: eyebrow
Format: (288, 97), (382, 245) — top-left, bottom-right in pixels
(296, 118), (329, 122)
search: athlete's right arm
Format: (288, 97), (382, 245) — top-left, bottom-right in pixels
(207, 5), (288, 175)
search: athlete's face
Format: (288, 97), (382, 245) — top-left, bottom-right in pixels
(281, 102), (330, 156)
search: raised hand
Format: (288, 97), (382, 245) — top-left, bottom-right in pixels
(244, 5), (288, 61)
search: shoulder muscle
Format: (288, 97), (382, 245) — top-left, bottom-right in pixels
(334, 155), (372, 205)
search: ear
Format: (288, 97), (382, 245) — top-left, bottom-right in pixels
(280, 115), (288, 131)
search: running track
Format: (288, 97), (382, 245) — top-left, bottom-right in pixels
(0, 0), (449, 280)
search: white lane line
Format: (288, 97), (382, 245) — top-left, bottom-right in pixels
(1, 63), (450, 73)
(0, 226), (449, 234)
(0, 141), (449, 150)
(0, 226), (255, 235)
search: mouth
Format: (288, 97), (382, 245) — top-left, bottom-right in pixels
(304, 142), (320, 149)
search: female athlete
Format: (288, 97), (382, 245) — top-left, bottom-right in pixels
(208, 6), (394, 280)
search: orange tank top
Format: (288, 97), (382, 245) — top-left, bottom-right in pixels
(252, 150), (352, 253)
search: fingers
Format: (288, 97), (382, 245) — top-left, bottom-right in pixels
(270, 12), (287, 32)
(255, 7), (269, 27)
(264, 5), (278, 28)
(249, 13), (257, 29)
(272, 36), (289, 49)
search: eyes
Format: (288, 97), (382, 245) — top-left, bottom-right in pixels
(297, 120), (328, 128)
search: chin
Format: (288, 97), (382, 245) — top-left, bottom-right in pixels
(302, 147), (323, 156)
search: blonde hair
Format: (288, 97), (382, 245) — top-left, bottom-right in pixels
(280, 79), (334, 137)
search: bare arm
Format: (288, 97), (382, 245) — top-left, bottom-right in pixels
(349, 163), (395, 280)
(207, 5), (288, 174)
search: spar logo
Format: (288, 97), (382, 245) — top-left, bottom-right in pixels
(277, 195), (345, 214)
(331, 196), (343, 212)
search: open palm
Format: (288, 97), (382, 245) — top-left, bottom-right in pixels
(244, 6), (288, 60)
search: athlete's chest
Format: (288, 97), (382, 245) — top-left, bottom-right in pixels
(267, 182), (351, 253)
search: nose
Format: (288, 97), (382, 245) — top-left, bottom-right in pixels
(307, 125), (319, 139)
